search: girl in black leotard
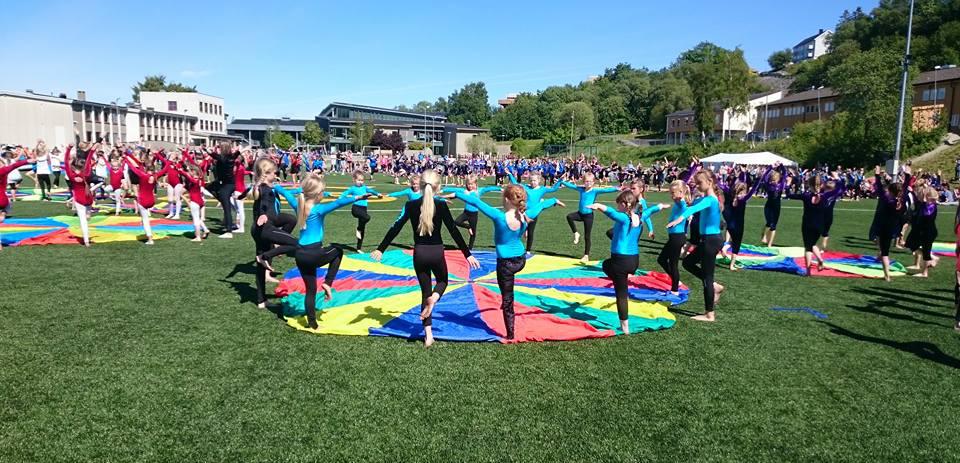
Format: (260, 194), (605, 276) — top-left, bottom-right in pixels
(371, 169), (479, 348)
(871, 165), (911, 282)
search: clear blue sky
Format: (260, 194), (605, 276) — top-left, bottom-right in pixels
(1, 0), (875, 119)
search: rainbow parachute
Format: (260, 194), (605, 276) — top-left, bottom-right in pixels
(0, 215), (195, 246)
(933, 242), (957, 258)
(717, 243), (907, 278)
(275, 250), (686, 343)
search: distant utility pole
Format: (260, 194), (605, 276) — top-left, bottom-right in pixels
(892, 0), (916, 173)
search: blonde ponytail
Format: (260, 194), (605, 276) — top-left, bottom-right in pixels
(296, 173), (325, 231)
(418, 169), (441, 236)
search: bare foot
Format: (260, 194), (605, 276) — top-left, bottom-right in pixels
(145, 240), (154, 245)
(573, 232), (580, 245)
(691, 313), (716, 322)
(912, 273), (928, 278)
(191, 237), (202, 242)
(321, 283), (334, 301)
(265, 274), (280, 284)
(620, 320), (630, 335)
(906, 265), (920, 270)
(257, 302), (266, 310)
(580, 255), (589, 264)
(256, 255), (274, 272)
(424, 330), (434, 348)
(421, 293), (440, 320)
(817, 259), (825, 272)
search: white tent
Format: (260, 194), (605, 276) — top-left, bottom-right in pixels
(700, 152), (797, 167)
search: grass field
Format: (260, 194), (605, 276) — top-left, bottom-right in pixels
(2, 174), (959, 462)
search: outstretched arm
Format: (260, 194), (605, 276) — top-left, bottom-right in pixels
(376, 202), (410, 253)
(439, 201), (472, 257)
(454, 191), (501, 220)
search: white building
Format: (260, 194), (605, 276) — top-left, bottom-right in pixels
(139, 91), (226, 145)
(0, 90), (197, 148)
(792, 29), (832, 63)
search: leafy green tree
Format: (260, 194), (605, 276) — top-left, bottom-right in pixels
(555, 101), (596, 141)
(264, 126), (295, 150)
(827, 46), (912, 156)
(596, 95), (630, 134)
(131, 74), (197, 102)
(465, 133), (497, 154)
(647, 71), (694, 132)
(349, 119), (375, 150)
(767, 49), (794, 71)
(488, 93), (545, 140)
(301, 121), (328, 146)
(446, 82), (491, 125)
(676, 42), (756, 141)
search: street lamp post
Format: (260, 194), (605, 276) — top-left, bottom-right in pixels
(893, 0), (916, 174)
(934, 65), (942, 125)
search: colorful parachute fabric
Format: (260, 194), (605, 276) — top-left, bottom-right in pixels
(933, 242), (957, 258)
(0, 215), (195, 246)
(275, 250), (686, 343)
(717, 243), (907, 278)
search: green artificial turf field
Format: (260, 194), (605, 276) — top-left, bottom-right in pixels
(2, 174), (959, 462)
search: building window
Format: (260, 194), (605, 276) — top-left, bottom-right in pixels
(952, 114), (960, 127)
(806, 105), (818, 113)
(922, 88), (947, 101)
(168, 101), (177, 111)
(824, 102), (835, 112)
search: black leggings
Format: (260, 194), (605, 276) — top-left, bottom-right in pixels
(496, 256), (526, 339)
(295, 244), (345, 328)
(525, 218), (538, 252)
(878, 235), (893, 257)
(728, 225), (745, 254)
(658, 232), (686, 292)
(682, 234), (723, 312)
(764, 199), (781, 230)
(414, 244), (449, 327)
(802, 225), (821, 253)
(209, 182), (235, 233)
(37, 174), (51, 200)
(52, 171), (61, 187)
(566, 211), (594, 256)
(822, 210), (835, 237)
(351, 205), (370, 249)
(602, 253), (639, 321)
(454, 211), (478, 249)
(954, 282), (960, 322)
(259, 213), (299, 260)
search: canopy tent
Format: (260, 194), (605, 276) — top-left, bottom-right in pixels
(700, 152), (797, 167)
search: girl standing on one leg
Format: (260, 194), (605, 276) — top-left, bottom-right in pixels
(106, 156), (126, 216)
(507, 171), (562, 254)
(787, 173), (844, 275)
(657, 180), (691, 295)
(444, 174), (501, 250)
(455, 185), (559, 340)
(231, 154), (253, 234)
(589, 191), (667, 334)
(911, 184), (939, 278)
(760, 163), (787, 247)
(177, 163), (211, 242)
(720, 171), (762, 271)
(872, 165), (911, 281)
(340, 170), (383, 252)
(162, 151), (184, 220)
(249, 159), (300, 309)
(371, 169), (480, 348)
(63, 145), (96, 247)
(666, 170), (725, 322)
(562, 172), (619, 263)
(124, 152), (171, 245)
(819, 177), (846, 251)
(294, 173), (368, 330)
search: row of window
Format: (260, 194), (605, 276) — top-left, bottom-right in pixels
(330, 107), (442, 124)
(921, 88), (947, 102)
(201, 120), (222, 132)
(201, 101), (222, 115)
(767, 102), (835, 118)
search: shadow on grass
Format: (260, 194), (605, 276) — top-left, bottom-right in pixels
(823, 322), (960, 369)
(840, 237), (878, 252)
(858, 286), (954, 304)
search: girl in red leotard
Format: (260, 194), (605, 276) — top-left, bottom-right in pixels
(124, 152), (171, 245)
(63, 145), (96, 247)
